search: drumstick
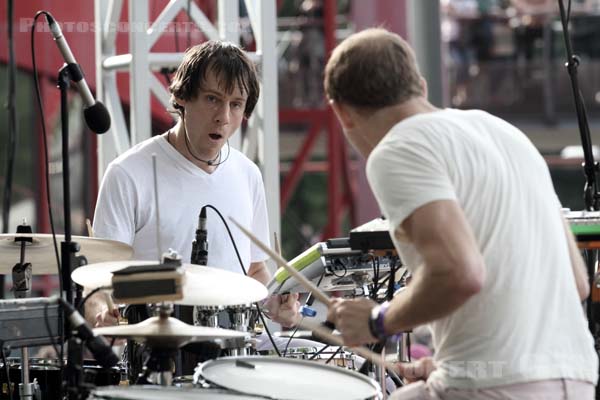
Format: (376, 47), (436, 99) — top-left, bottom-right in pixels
(272, 232), (294, 303)
(103, 290), (119, 324)
(86, 218), (94, 237)
(273, 231), (281, 256)
(229, 217), (331, 306)
(299, 320), (397, 375)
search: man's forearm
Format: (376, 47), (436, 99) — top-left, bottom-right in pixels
(248, 261), (271, 286)
(383, 267), (481, 334)
(83, 291), (107, 324)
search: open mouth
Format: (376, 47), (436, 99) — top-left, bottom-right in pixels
(209, 133), (223, 140)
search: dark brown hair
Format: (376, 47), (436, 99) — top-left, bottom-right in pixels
(169, 40), (259, 118)
(324, 28), (423, 110)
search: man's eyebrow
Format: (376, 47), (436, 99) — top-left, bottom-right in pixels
(202, 88), (246, 102)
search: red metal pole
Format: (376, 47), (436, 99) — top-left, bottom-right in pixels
(281, 118), (323, 211)
(324, 0), (340, 238)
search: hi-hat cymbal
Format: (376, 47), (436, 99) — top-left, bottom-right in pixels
(0, 234), (133, 275)
(72, 261), (268, 306)
(94, 316), (247, 348)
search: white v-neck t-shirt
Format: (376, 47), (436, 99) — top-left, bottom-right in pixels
(93, 135), (270, 273)
(367, 108), (598, 389)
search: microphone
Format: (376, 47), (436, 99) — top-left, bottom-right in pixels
(59, 299), (119, 368)
(45, 13), (111, 134)
(191, 206), (208, 265)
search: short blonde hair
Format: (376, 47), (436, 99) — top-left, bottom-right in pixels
(324, 28), (423, 110)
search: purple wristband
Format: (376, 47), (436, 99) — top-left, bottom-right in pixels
(375, 301), (390, 338)
(369, 301), (390, 341)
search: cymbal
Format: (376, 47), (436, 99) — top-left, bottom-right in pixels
(0, 234), (133, 275)
(94, 316), (247, 348)
(72, 261), (268, 306)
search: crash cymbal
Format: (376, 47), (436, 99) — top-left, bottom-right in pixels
(94, 316), (247, 348)
(0, 234), (133, 275)
(71, 261), (268, 306)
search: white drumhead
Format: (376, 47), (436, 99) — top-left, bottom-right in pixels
(197, 356), (381, 400)
(91, 386), (256, 399)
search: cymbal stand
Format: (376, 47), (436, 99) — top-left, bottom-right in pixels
(11, 222), (40, 400)
(137, 303), (176, 386)
(57, 64), (89, 400)
(397, 332), (411, 363)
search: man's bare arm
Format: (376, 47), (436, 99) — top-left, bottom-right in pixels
(562, 216), (590, 301)
(248, 261), (271, 286)
(382, 200), (486, 334)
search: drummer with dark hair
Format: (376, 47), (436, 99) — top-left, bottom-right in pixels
(89, 40), (300, 348)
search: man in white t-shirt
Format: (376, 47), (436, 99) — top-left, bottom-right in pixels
(91, 41), (299, 329)
(324, 28), (598, 399)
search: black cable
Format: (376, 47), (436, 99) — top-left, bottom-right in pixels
(1, 342), (11, 400)
(282, 316), (304, 357)
(282, 272), (325, 356)
(331, 259), (347, 278)
(43, 302), (62, 366)
(406, 332), (412, 363)
(202, 204), (281, 357)
(79, 287), (110, 313)
(370, 255), (380, 300)
(307, 344), (330, 360)
(182, 113), (231, 166)
(2, 0), (18, 237)
(386, 258), (397, 302)
(32, 11), (65, 389)
(78, 286), (112, 314)
(566, 0), (572, 25)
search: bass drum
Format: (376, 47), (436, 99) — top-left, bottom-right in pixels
(89, 386), (258, 399)
(194, 356), (382, 400)
(0, 358), (122, 400)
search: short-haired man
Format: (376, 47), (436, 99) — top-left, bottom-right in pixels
(325, 28), (597, 399)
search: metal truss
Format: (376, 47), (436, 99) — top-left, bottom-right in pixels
(94, 0), (280, 235)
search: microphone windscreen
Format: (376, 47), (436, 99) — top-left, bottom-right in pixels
(84, 101), (111, 134)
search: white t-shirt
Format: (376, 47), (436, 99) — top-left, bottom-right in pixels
(366, 108), (598, 388)
(93, 135), (270, 273)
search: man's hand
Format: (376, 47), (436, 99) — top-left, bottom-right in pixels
(395, 357), (436, 383)
(263, 293), (301, 328)
(327, 297), (379, 346)
(94, 307), (120, 328)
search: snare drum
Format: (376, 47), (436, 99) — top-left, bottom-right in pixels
(89, 385), (258, 399)
(194, 356), (382, 400)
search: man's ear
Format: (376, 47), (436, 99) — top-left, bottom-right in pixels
(420, 77), (428, 99)
(329, 100), (356, 130)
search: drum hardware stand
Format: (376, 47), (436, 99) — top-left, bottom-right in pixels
(11, 222), (41, 400)
(397, 331), (411, 363)
(136, 303), (176, 386)
(195, 307), (219, 328)
(57, 63), (90, 400)
(556, 2), (600, 397)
